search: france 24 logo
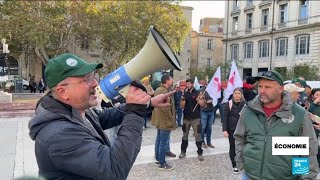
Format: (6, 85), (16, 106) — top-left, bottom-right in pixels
(292, 158), (309, 175)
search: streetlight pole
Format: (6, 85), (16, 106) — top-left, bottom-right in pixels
(1, 38), (10, 76)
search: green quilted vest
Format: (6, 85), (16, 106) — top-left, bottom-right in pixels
(242, 103), (305, 180)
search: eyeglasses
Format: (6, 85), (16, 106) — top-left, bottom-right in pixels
(60, 74), (97, 87)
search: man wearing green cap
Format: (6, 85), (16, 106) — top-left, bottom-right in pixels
(292, 78), (308, 108)
(28, 53), (175, 180)
(234, 70), (318, 180)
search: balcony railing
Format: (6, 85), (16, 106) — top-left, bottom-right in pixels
(298, 18), (308, 25)
(260, 26), (268, 32)
(278, 22), (286, 28)
(245, 29), (252, 34)
(231, 31), (238, 36)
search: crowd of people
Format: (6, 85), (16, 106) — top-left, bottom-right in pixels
(27, 52), (320, 179)
(143, 71), (320, 179)
(29, 76), (46, 93)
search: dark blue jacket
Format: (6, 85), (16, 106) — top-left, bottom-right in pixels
(29, 94), (145, 180)
(174, 90), (182, 108)
(183, 88), (200, 119)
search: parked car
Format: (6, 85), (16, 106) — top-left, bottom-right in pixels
(22, 79), (29, 90)
(4, 79), (30, 92)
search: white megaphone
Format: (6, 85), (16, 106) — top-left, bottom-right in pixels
(96, 26), (182, 103)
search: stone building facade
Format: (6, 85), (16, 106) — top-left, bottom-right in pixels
(191, 31), (223, 71)
(191, 18), (224, 73)
(172, 6), (193, 82)
(223, 0), (320, 78)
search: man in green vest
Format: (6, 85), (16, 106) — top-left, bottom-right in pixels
(234, 70), (318, 180)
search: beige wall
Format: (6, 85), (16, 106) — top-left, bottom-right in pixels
(199, 17), (224, 34)
(192, 32), (223, 71)
(173, 6), (193, 82)
(191, 31), (199, 71)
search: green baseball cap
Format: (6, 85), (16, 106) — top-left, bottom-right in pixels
(253, 70), (284, 85)
(45, 53), (103, 89)
(292, 78), (307, 87)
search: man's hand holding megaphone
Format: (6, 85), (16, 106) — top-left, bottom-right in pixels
(126, 85), (175, 108)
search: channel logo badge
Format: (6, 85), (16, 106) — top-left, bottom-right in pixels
(292, 158), (309, 175)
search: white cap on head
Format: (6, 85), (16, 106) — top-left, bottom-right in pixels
(284, 83), (305, 93)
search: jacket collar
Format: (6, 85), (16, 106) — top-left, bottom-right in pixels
(38, 94), (107, 144)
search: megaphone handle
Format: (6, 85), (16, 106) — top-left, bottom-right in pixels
(118, 81), (148, 99)
(118, 85), (131, 98)
(96, 85), (111, 104)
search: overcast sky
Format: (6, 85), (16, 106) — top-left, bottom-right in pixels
(180, 1), (225, 31)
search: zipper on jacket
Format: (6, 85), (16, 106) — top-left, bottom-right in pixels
(259, 112), (279, 179)
(259, 115), (271, 179)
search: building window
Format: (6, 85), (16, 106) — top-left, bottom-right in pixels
(243, 68), (252, 78)
(207, 58), (212, 68)
(261, 9), (269, 26)
(233, 17), (238, 32)
(300, 0), (309, 19)
(244, 42), (253, 59)
(258, 68), (269, 73)
(231, 44), (239, 60)
(207, 39), (213, 49)
(247, 0), (253, 6)
(246, 13), (253, 30)
(234, 0), (240, 10)
(295, 35), (310, 55)
(259, 40), (269, 58)
(279, 4), (288, 23)
(276, 38), (288, 56)
(209, 25), (219, 33)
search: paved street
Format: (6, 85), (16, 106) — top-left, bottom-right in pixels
(0, 111), (240, 180)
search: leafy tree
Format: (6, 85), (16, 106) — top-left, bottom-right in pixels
(0, 1), (190, 75)
(276, 63), (320, 81)
(191, 60), (240, 81)
(83, 1), (190, 74)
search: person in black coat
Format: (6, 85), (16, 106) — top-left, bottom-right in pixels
(222, 87), (247, 174)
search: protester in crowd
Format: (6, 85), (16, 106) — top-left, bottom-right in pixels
(29, 76), (37, 93)
(178, 79), (204, 161)
(242, 76), (256, 102)
(174, 83), (183, 127)
(234, 70), (318, 180)
(305, 85), (313, 110)
(292, 78), (308, 107)
(38, 79), (46, 93)
(222, 87), (246, 174)
(198, 85), (215, 148)
(28, 53), (175, 180)
(284, 83), (305, 103)
(141, 76), (154, 129)
(308, 88), (320, 168)
(305, 85), (312, 97)
(213, 88), (224, 123)
(151, 74), (176, 170)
